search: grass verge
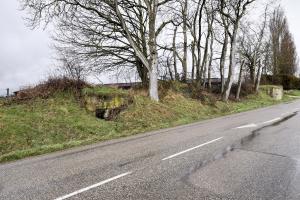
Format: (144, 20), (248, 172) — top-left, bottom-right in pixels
(285, 90), (300, 97)
(0, 88), (299, 163)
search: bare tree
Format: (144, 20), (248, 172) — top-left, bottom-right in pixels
(185, 0), (207, 83)
(269, 6), (298, 83)
(218, 0), (255, 101)
(216, 15), (229, 93)
(236, 59), (245, 100)
(196, 0), (208, 83)
(201, 3), (215, 88)
(172, 26), (180, 80)
(21, 0), (294, 102)
(207, 30), (215, 90)
(238, 5), (269, 92)
(269, 6), (286, 78)
(278, 31), (298, 76)
(181, 0), (188, 81)
(59, 57), (90, 83)
(21, 0), (173, 101)
(254, 59), (263, 92)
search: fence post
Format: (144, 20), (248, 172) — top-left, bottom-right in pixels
(6, 88), (9, 97)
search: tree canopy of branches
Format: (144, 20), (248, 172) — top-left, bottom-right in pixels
(21, 0), (175, 101)
(270, 7), (298, 78)
(20, 0), (298, 102)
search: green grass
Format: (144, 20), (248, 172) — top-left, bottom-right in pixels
(0, 88), (299, 163)
(82, 86), (128, 97)
(285, 90), (300, 97)
(0, 92), (119, 162)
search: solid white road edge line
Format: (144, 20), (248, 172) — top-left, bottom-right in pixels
(262, 117), (281, 124)
(162, 137), (223, 161)
(54, 172), (132, 200)
(234, 123), (257, 129)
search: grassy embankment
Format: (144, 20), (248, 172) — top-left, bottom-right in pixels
(0, 84), (299, 163)
(285, 89), (300, 97)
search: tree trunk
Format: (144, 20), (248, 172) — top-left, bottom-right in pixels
(136, 59), (148, 86)
(249, 62), (255, 85)
(222, 27), (238, 101)
(202, 62), (207, 88)
(236, 60), (245, 100)
(196, 0), (206, 83)
(115, 0), (158, 100)
(255, 60), (262, 93)
(148, 2), (159, 101)
(166, 57), (174, 80)
(149, 65), (159, 101)
(137, 2), (148, 86)
(251, 51), (258, 85)
(201, 29), (210, 87)
(208, 33), (214, 90)
(220, 31), (228, 94)
(182, 0), (188, 82)
(173, 27), (179, 81)
(191, 41), (196, 80)
(201, 5), (214, 88)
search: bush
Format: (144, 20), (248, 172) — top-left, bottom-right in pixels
(279, 75), (300, 90)
(158, 81), (190, 99)
(261, 74), (300, 90)
(187, 84), (217, 105)
(230, 82), (255, 98)
(13, 76), (89, 101)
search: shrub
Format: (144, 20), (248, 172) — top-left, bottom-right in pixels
(13, 76), (89, 101)
(260, 74), (300, 90)
(279, 75), (300, 90)
(231, 82), (255, 98)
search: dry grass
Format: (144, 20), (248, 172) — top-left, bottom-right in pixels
(11, 77), (88, 101)
(0, 82), (297, 163)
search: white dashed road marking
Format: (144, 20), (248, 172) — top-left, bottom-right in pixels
(54, 113), (292, 199)
(54, 172), (132, 200)
(162, 137), (223, 161)
(234, 123), (257, 129)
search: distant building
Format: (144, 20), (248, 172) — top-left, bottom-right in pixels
(0, 88), (10, 97)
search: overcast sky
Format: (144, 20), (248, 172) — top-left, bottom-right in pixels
(0, 0), (299, 95)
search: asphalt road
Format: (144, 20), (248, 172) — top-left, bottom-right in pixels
(1, 100), (300, 200)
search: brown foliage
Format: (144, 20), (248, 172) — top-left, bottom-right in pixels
(188, 84), (217, 106)
(13, 77), (89, 101)
(230, 82), (255, 98)
(261, 74), (300, 90)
